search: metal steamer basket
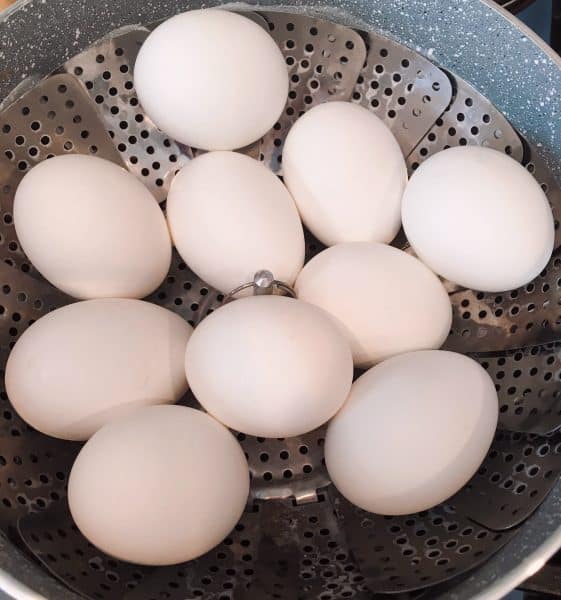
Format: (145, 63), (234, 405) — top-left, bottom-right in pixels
(0, 1), (561, 599)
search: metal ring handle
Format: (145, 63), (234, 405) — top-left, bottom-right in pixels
(223, 270), (297, 304)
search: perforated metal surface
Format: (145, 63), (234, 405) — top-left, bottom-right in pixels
(20, 486), (525, 598)
(145, 250), (223, 328)
(445, 250), (561, 353)
(243, 495), (364, 600)
(407, 73), (524, 170)
(258, 12), (366, 174)
(335, 490), (516, 593)
(0, 73), (123, 277)
(474, 344), (561, 435)
(351, 33), (453, 156)
(0, 10), (560, 600)
(18, 496), (368, 600)
(392, 73), (547, 257)
(18, 505), (152, 600)
(525, 145), (561, 248)
(242, 427), (329, 504)
(452, 430), (561, 531)
(181, 392), (331, 505)
(420, 75), (561, 351)
(0, 264), (76, 531)
(406, 75), (561, 249)
(18, 501), (262, 600)
(63, 29), (192, 204)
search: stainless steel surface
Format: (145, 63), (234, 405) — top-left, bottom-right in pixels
(407, 73), (561, 249)
(452, 430), (561, 530)
(445, 249), (561, 354)
(63, 28), (192, 204)
(474, 343), (561, 435)
(0, 1), (561, 600)
(336, 490), (517, 593)
(0, 73), (123, 278)
(413, 75), (561, 352)
(406, 73), (523, 170)
(353, 31), (453, 157)
(393, 70), (560, 287)
(258, 11), (366, 174)
(524, 146), (561, 248)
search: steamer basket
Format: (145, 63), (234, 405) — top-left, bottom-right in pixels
(1, 1), (561, 599)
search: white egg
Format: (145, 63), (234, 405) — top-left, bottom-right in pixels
(402, 146), (554, 292)
(185, 295), (353, 438)
(6, 299), (192, 440)
(14, 155), (171, 299)
(282, 102), (407, 246)
(295, 243), (452, 368)
(326, 350), (498, 515)
(167, 151), (305, 293)
(134, 9), (288, 150)
(68, 405), (249, 565)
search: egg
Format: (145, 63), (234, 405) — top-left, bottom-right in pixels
(282, 102), (407, 246)
(325, 350), (498, 515)
(167, 151), (305, 294)
(134, 9), (288, 150)
(6, 299), (192, 440)
(185, 295), (353, 438)
(295, 243), (452, 368)
(14, 154), (171, 299)
(402, 146), (554, 292)
(68, 405), (249, 565)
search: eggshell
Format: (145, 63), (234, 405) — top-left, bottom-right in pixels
(185, 295), (353, 437)
(402, 146), (554, 292)
(69, 405), (249, 565)
(14, 154), (171, 299)
(325, 350), (498, 515)
(134, 9), (288, 150)
(282, 101), (407, 246)
(295, 243), (452, 368)
(167, 151), (305, 293)
(6, 299), (192, 440)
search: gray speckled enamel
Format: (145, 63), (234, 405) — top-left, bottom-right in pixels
(1, 1), (561, 599)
